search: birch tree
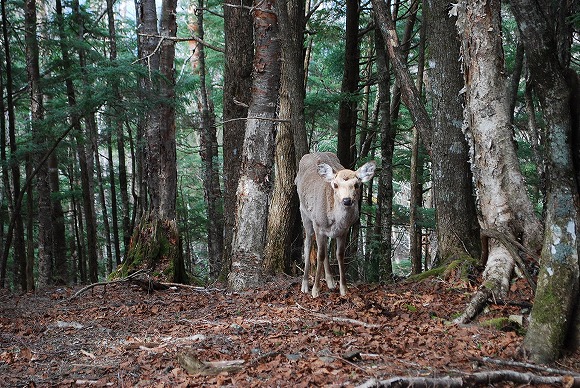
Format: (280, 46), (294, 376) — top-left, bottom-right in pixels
(453, 0), (543, 323)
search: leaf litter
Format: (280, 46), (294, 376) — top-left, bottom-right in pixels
(1, 276), (579, 387)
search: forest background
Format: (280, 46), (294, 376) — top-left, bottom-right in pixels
(1, 0), (579, 365)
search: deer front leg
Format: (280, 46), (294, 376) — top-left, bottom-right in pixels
(323, 244), (336, 290)
(336, 235), (348, 296)
(312, 234), (328, 298)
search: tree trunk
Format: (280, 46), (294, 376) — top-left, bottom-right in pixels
(424, 0), (481, 265)
(372, 19), (394, 281)
(228, 0), (281, 291)
(337, 0), (359, 169)
(509, 0), (580, 363)
(263, 0), (306, 274)
(26, 0), (53, 289)
(0, 0), (27, 290)
(105, 0), (124, 266)
(222, 0), (254, 276)
(453, 0), (543, 323)
(191, 0), (225, 279)
(122, 0), (185, 282)
(372, 0), (433, 149)
(95, 145), (113, 274)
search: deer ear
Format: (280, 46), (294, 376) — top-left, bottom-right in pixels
(356, 161), (376, 183)
(317, 163), (336, 182)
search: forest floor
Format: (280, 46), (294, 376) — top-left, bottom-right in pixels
(1, 275), (580, 387)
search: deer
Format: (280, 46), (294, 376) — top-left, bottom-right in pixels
(295, 152), (376, 298)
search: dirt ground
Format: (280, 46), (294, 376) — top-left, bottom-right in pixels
(1, 275), (579, 387)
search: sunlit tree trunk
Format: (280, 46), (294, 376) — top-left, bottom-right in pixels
(228, 0), (281, 291)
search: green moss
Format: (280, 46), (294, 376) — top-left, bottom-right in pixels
(407, 256), (478, 282)
(481, 317), (525, 335)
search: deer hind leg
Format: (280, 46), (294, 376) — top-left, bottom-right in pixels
(335, 235), (347, 296)
(312, 234), (328, 298)
(301, 217), (314, 294)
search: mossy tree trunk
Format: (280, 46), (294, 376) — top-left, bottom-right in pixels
(510, 0), (580, 363)
(116, 0), (185, 283)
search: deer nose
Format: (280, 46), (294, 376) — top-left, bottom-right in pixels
(342, 198), (353, 206)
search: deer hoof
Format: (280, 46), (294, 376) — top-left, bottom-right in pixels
(326, 277), (336, 289)
(301, 281), (309, 294)
(311, 287), (320, 298)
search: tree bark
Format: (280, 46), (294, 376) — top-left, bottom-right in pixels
(510, 0), (580, 363)
(372, 19), (394, 281)
(337, 0), (359, 169)
(263, 0), (306, 274)
(122, 0), (185, 283)
(228, 0), (281, 291)
(222, 0), (254, 276)
(424, 0), (481, 265)
(453, 0), (543, 323)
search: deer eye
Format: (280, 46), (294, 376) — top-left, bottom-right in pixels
(354, 182), (360, 189)
(333, 182), (338, 189)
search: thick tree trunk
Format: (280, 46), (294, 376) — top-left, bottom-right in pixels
(122, 0), (185, 282)
(425, 0), (481, 266)
(453, 0), (543, 323)
(263, 0), (306, 274)
(222, 0), (254, 276)
(510, 0), (580, 363)
(228, 0), (281, 291)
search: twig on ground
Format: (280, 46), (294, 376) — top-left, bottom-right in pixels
(295, 303), (380, 328)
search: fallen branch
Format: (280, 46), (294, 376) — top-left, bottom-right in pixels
(356, 370), (579, 388)
(68, 270), (149, 300)
(296, 303), (380, 328)
(477, 356), (580, 377)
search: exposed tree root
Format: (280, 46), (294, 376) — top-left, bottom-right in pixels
(455, 229), (538, 324)
(68, 270), (214, 300)
(356, 370), (579, 388)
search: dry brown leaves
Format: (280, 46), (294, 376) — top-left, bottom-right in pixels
(1, 277), (578, 387)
